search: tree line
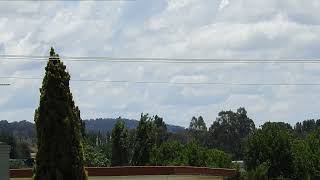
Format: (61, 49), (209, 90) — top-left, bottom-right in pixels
(239, 121), (320, 180)
(82, 109), (320, 179)
(1, 105), (320, 179)
(83, 114), (232, 168)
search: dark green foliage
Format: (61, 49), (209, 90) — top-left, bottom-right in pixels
(209, 107), (255, 159)
(306, 128), (320, 178)
(82, 131), (111, 167)
(0, 120), (36, 143)
(111, 118), (129, 166)
(244, 123), (320, 180)
(244, 122), (294, 179)
(0, 131), (31, 159)
(290, 139), (313, 180)
(131, 113), (155, 165)
(183, 141), (232, 168)
(0, 120), (35, 160)
(0, 118), (183, 143)
(6, 99), (320, 180)
(188, 116), (208, 146)
(49, 47), (55, 56)
(9, 159), (29, 169)
(15, 142), (31, 159)
(150, 141), (185, 166)
(166, 131), (189, 144)
(183, 141), (208, 167)
(79, 115), (86, 138)
(189, 116), (207, 131)
(33, 48), (87, 180)
(0, 131), (17, 158)
(150, 140), (232, 168)
(270, 122), (293, 131)
(154, 115), (167, 130)
(84, 131), (109, 147)
(241, 162), (270, 180)
(153, 115), (168, 147)
(126, 128), (136, 161)
(206, 148), (232, 168)
(294, 119), (320, 138)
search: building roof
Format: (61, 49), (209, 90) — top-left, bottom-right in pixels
(10, 166), (236, 178)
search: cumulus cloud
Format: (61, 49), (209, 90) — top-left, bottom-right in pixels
(219, 0), (230, 10)
(0, 0), (320, 127)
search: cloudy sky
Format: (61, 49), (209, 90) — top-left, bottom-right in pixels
(1, 0), (320, 127)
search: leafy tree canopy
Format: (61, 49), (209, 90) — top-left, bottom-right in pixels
(209, 107), (255, 159)
(189, 116), (207, 131)
(306, 128), (320, 177)
(244, 122), (294, 179)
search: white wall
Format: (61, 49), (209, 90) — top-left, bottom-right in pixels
(0, 143), (10, 180)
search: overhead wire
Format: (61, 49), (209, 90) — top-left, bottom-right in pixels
(1, 76), (320, 86)
(1, 55), (320, 63)
(1, 55), (320, 86)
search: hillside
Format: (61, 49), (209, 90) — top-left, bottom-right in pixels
(0, 120), (36, 139)
(84, 118), (185, 133)
(0, 118), (184, 138)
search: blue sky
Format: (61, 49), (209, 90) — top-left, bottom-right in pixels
(1, 0), (320, 127)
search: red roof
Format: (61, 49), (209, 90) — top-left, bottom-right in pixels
(11, 166), (236, 178)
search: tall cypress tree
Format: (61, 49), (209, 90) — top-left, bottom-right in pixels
(34, 48), (87, 180)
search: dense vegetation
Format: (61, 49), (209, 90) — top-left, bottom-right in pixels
(83, 113), (232, 168)
(241, 122), (320, 179)
(81, 112), (320, 179)
(0, 118), (183, 146)
(1, 111), (320, 179)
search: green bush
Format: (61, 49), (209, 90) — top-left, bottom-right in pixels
(150, 140), (232, 168)
(150, 141), (186, 166)
(9, 159), (28, 169)
(83, 142), (110, 167)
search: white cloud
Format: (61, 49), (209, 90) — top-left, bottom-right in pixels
(166, 0), (194, 11)
(1, 0), (320, 127)
(219, 0), (230, 10)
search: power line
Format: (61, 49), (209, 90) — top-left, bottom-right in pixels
(1, 55), (320, 63)
(1, 76), (320, 86)
(0, 84), (10, 86)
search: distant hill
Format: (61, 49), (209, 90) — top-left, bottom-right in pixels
(84, 118), (185, 133)
(0, 120), (36, 139)
(0, 118), (185, 138)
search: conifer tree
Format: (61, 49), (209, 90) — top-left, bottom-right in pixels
(131, 113), (155, 165)
(34, 48), (87, 180)
(153, 115), (167, 147)
(111, 117), (129, 166)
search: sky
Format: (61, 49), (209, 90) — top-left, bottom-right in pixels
(1, 0), (320, 127)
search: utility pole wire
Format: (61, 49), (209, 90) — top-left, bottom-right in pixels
(1, 54), (320, 60)
(1, 76), (320, 86)
(1, 55), (320, 63)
